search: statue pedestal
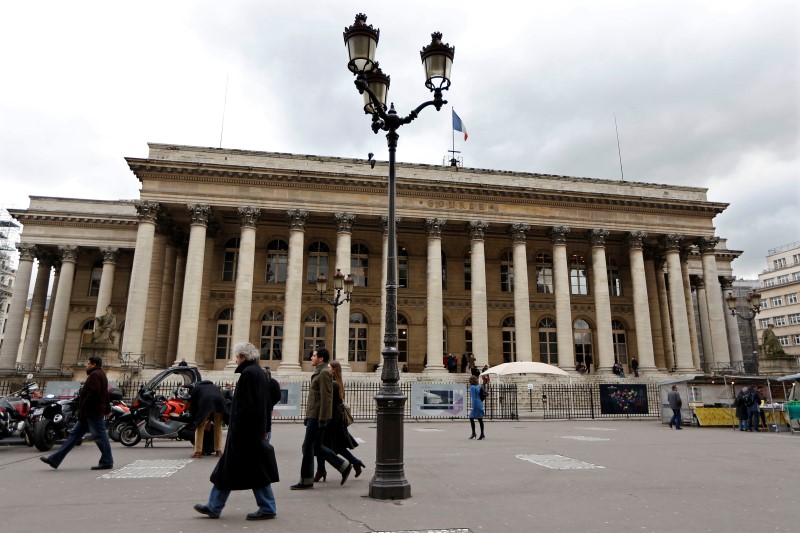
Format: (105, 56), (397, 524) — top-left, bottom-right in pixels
(758, 356), (799, 375)
(80, 343), (121, 366)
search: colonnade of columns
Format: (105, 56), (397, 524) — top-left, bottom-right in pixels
(0, 203), (737, 376)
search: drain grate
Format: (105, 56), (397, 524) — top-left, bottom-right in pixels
(100, 459), (191, 479)
(516, 454), (605, 470)
(560, 436), (611, 441)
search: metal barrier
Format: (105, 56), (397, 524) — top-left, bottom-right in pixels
(542, 382), (660, 420)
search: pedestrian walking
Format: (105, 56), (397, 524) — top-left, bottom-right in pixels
(460, 353), (468, 373)
(468, 375), (486, 440)
(631, 357), (639, 377)
(193, 342), (279, 520)
(190, 380), (229, 458)
(315, 360), (366, 482)
(291, 347), (352, 490)
(668, 385), (683, 430)
(40, 356), (114, 470)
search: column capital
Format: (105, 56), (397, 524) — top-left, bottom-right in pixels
(694, 275), (705, 289)
(424, 218), (446, 238)
(660, 233), (684, 252)
(237, 206), (262, 228)
(335, 212), (355, 233)
(587, 228), (610, 247)
(287, 209), (309, 230)
(468, 220), (489, 240)
(509, 223), (530, 244)
(100, 247), (120, 264)
(679, 245), (694, 262)
(625, 231), (647, 249)
(380, 215), (402, 235)
(35, 248), (57, 268)
(548, 226), (570, 245)
(58, 245), (79, 263)
(187, 204), (211, 226)
(134, 201), (161, 223)
(720, 276), (735, 291)
(696, 236), (720, 254)
(16, 243), (37, 261)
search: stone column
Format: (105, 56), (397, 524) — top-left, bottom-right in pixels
(155, 244), (176, 367)
(142, 234), (167, 364)
(0, 244), (37, 370)
(19, 252), (53, 369)
(680, 252), (701, 370)
(589, 229), (614, 373)
(549, 226), (575, 371)
(121, 201), (160, 358)
(166, 250), (186, 363)
(230, 206), (261, 364)
(654, 257), (675, 370)
(42, 245), (79, 371)
(694, 276), (714, 370)
(278, 210), (308, 375)
(374, 216), (400, 374)
(469, 221), (490, 368)
(424, 218), (448, 374)
(38, 264), (60, 366)
(720, 276), (744, 366)
(94, 247), (119, 321)
(509, 224), (533, 362)
(697, 236), (731, 366)
(334, 213), (354, 371)
(661, 234), (693, 371)
(176, 204), (211, 365)
(643, 248), (666, 369)
(626, 232), (656, 373)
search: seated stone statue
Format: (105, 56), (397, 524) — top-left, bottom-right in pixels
(92, 306), (117, 344)
(761, 324), (785, 357)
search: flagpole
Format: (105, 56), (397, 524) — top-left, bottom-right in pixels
(451, 106), (456, 158)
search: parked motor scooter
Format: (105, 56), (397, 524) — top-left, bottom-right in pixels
(32, 394), (79, 451)
(0, 374), (38, 446)
(107, 388), (130, 442)
(118, 387), (195, 447)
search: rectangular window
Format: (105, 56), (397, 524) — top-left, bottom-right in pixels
(536, 266), (553, 293)
(608, 268), (622, 297)
(779, 336), (790, 347)
(500, 264), (513, 292)
(464, 260), (471, 290)
(778, 275), (790, 284)
(788, 313), (800, 325)
(350, 257), (368, 287)
(774, 258), (787, 268)
(88, 268), (102, 297)
(266, 252), (288, 283)
(771, 296), (783, 307)
(570, 268), (589, 295)
(794, 334), (800, 345)
(774, 315), (787, 326)
(793, 254), (800, 264)
(788, 293), (798, 304)
(759, 318), (772, 329)
(222, 251), (237, 282)
(794, 272), (800, 281)
(764, 278), (775, 287)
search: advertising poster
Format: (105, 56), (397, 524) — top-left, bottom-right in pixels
(410, 383), (466, 417)
(599, 384), (649, 415)
(272, 381), (302, 418)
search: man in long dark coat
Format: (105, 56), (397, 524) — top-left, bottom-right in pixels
(194, 342), (279, 520)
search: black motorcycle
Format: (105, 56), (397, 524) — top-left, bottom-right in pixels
(0, 375), (38, 446)
(32, 395), (79, 451)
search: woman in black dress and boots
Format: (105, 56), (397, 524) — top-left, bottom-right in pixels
(315, 360), (366, 482)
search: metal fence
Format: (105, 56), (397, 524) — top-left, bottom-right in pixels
(541, 382), (661, 420)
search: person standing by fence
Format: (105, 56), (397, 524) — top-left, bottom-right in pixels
(668, 385), (682, 430)
(468, 375), (486, 440)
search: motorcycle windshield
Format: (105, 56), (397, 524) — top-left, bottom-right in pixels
(143, 367), (201, 392)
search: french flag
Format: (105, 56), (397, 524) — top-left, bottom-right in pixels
(452, 109), (468, 141)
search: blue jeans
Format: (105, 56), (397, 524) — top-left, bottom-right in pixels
(206, 484), (276, 516)
(747, 409), (760, 431)
(46, 416), (114, 468)
(301, 418), (346, 482)
(669, 409), (681, 429)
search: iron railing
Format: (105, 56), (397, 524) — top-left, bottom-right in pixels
(542, 382), (661, 420)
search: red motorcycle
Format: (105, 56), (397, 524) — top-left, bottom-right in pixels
(0, 375), (38, 446)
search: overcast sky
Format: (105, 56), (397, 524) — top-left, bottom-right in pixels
(1, 1), (798, 279)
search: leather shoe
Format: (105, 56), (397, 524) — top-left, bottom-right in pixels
(340, 463), (353, 486)
(193, 504), (220, 519)
(668, 421), (673, 428)
(90, 464), (113, 470)
(246, 511), (276, 520)
(290, 482), (314, 490)
(40, 456), (57, 469)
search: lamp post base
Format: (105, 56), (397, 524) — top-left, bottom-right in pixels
(369, 392), (411, 500)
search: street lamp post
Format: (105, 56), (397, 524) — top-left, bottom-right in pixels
(726, 290), (762, 374)
(316, 269), (354, 362)
(343, 13), (454, 500)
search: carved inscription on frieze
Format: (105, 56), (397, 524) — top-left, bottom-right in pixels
(418, 199), (499, 213)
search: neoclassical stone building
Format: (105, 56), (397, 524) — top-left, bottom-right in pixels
(0, 143), (744, 377)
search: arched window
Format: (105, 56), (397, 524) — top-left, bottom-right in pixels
(222, 238), (240, 282)
(570, 253), (589, 295)
(348, 312), (368, 362)
(351, 243), (369, 287)
(536, 252), (553, 293)
(88, 259), (103, 297)
(398, 247), (409, 288)
(538, 317), (558, 364)
(303, 311), (327, 358)
(573, 319), (593, 367)
(260, 310), (284, 360)
(607, 258), (622, 297)
(266, 239), (289, 283)
(464, 317), (473, 356)
(500, 251), (514, 292)
(307, 241), (329, 284)
(464, 252), (471, 290)
(502, 316), (516, 363)
(216, 309), (234, 360)
(81, 319), (95, 347)
(398, 314), (409, 363)
(612, 319), (628, 364)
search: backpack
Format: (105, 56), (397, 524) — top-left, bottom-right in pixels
(743, 392), (755, 407)
(479, 386), (488, 402)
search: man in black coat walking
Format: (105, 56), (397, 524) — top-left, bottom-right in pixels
(194, 342), (279, 520)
